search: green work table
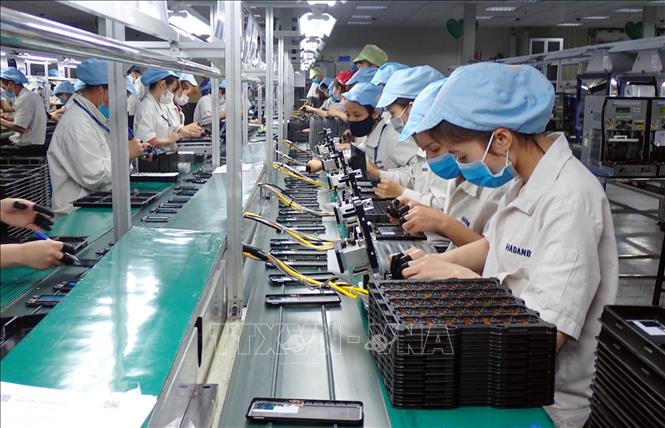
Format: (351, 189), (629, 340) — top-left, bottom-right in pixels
(1, 227), (223, 396)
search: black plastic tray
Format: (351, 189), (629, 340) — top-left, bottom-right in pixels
(73, 191), (159, 208)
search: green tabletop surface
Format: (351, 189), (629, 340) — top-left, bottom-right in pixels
(1, 227), (223, 396)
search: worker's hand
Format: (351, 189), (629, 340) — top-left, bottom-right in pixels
(375, 179), (404, 199)
(128, 139), (149, 160)
(402, 256), (479, 280)
(17, 240), (66, 270)
(180, 122), (205, 138)
(306, 159), (323, 173)
(335, 142), (351, 151)
(404, 247), (427, 260)
(49, 111), (63, 123)
(366, 161), (381, 178)
(303, 105), (317, 113)
(401, 206), (448, 236)
(397, 196), (424, 209)
(0, 198), (54, 231)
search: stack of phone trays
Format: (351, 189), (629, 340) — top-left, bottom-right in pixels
(588, 305), (664, 428)
(367, 279), (556, 409)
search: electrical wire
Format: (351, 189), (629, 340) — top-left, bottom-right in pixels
(243, 244), (368, 299)
(244, 211), (335, 251)
(281, 139), (308, 154)
(258, 182), (333, 217)
(272, 162), (329, 189)
(275, 150), (307, 166)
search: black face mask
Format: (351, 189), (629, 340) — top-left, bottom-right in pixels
(347, 115), (375, 137)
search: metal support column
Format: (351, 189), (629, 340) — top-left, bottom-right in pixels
(257, 84), (263, 127)
(277, 36), (285, 143)
(224, 0), (243, 319)
(265, 7), (274, 183)
(211, 77), (221, 168)
(105, 19), (131, 240)
(242, 82), (249, 145)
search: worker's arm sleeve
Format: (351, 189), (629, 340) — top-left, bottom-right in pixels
(12, 96), (34, 130)
(134, 108), (157, 142)
(63, 125), (112, 190)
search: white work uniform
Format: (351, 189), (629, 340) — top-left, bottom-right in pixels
(164, 101), (184, 132)
(482, 133), (618, 426)
(399, 149), (449, 209)
(47, 96), (112, 214)
(306, 82), (319, 99)
(9, 88), (47, 146)
(442, 177), (506, 252)
(127, 94), (141, 116)
(134, 94), (172, 144)
(193, 94), (225, 125)
(366, 122), (419, 184)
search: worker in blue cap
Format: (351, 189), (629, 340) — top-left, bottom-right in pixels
(402, 62), (618, 427)
(345, 67), (377, 87)
(370, 62), (408, 88)
(126, 75), (141, 119)
(47, 59), (149, 214)
(134, 68), (203, 149)
(175, 73), (198, 107)
(53, 81), (75, 105)
(126, 65), (144, 98)
(302, 77), (335, 118)
(193, 79), (226, 125)
(0, 67), (47, 147)
(387, 74), (506, 253)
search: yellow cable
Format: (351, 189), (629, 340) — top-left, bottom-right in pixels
(272, 162), (329, 189)
(259, 183), (333, 217)
(244, 211), (335, 251)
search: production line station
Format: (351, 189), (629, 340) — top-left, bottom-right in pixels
(0, 1), (664, 427)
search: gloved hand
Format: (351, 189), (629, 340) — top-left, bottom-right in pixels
(1, 198), (54, 231)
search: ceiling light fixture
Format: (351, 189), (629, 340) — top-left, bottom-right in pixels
(17, 53), (57, 62)
(347, 21), (373, 25)
(557, 22), (582, 27)
(307, 0), (337, 6)
(351, 15), (372, 19)
(615, 8), (642, 13)
(583, 16), (609, 20)
(476, 16), (494, 20)
(356, 5), (387, 10)
(299, 12), (336, 38)
(168, 10), (211, 38)
(485, 6), (517, 12)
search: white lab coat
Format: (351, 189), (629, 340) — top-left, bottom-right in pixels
(47, 96), (112, 214)
(193, 94), (225, 125)
(306, 82), (319, 99)
(164, 101), (184, 132)
(483, 133), (618, 426)
(10, 88), (47, 146)
(399, 149), (449, 209)
(134, 94), (172, 146)
(365, 121), (419, 183)
(127, 94), (141, 117)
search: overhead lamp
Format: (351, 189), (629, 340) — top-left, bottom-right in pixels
(17, 53), (57, 62)
(307, 0), (337, 6)
(351, 15), (372, 19)
(356, 5), (386, 10)
(299, 12), (337, 38)
(300, 37), (325, 53)
(583, 16), (609, 20)
(557, 22), (582, 27)
(0, 51), (5, 56)
(476, 16), (494, 20)
(63, 58), (81, 64)
(615, 8), (642, 13)
(168, 9), (211, 38)
(347, 21), (372, 25)
(485, 6), (517, 12)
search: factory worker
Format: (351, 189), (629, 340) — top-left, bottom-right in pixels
(53, 81), (75, 105)
(0, 198), (73, 270)
(303, 77), (335, 117)
(193, 80), (226, 125)
(126, 75), (141, 118)
(353, 44), (388, 69)
(370, 62), (408, 88)
(306, 67), (325, 106)
(50, 80), (85, 123)
(345, 67), (378, 88)
(126, 65), (144, 99)
(0, 68), (47, 147)
(162, 75), (203, 137)
(176, 73), (198, 108)
(199, 79), (211, 96)
(343, 82), (418, 173)
(48, 59), (148, 214)
(402, 63), (618, 426)
(135, 68), (202, 149)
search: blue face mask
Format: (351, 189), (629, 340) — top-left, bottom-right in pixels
(428, 153), (461, 179)
(456, 132), (517, 188)
(312, 79), (321, 85)
(99, 103), (110, 120)
(331, 93), (340, 103)
(58, 97), (68, 105)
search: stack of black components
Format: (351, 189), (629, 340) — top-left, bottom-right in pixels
(72, 191), (159, 208)
(0, 160), (50, 241)
(287, 116), (310, 143)
(138, 149), (179, 173)
(367, 279), (556, 409)
(588, 305), (664, 428)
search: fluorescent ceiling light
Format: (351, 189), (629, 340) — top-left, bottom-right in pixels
(347, 21), (372, 25)
(300, 37), (325, 53)
(308, 1), (337, 6)
(476, 16), (494, 20)
(583, 16), (609, 20)
(557, 22), (582, 27)
(356, 5), (387, 10)
(615, 8), (642, 13)
(299, 12), (336, 38)
(0, 51), (5, 56)
(168, 10), (211, 37)
(485, 6), (516, 12)
(17, 53), (57, 62)
(351, 15), (372, 19)
(63, 58), (81, 64)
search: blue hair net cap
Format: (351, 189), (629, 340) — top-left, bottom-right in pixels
(140, 68), (178, 86)
(73, 79), (86, 92)
(48, 69), (61, 77)
(418, 62), (555, 135)
(127, 65), (141, 74)
(179, 73), (198, 87)
(77, 59), (108, 85)
(341, 82), (383, 108)
(346, 67), (377, 86)
(125, 75), (137, 95)
(219, 80), (226, 89)
(318, 77), (334, 90)
(1, 67), (28, 84)
(377, 65), (444, 109)
(370, 62), (408, 86)
(53, 81), (75, 95)
(400, 78), (447, 141)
